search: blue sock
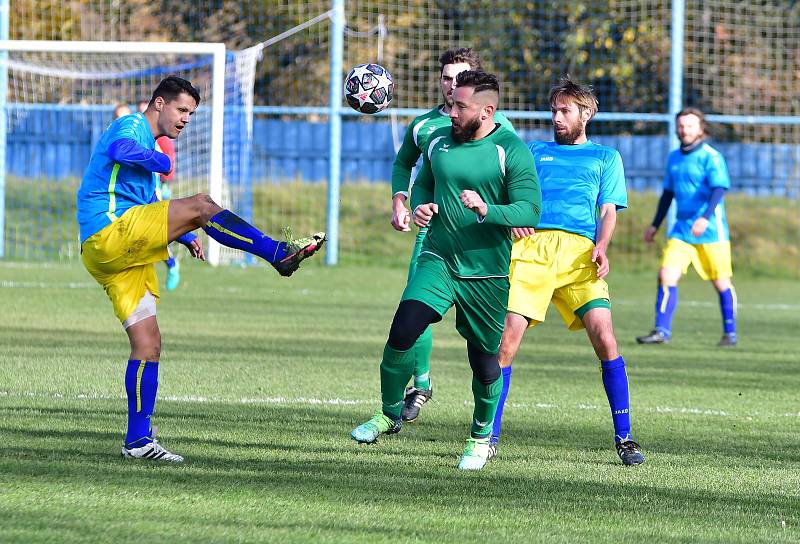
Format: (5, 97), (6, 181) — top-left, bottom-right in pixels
(165, 256), (176, 268)
(124, 360), (159, 448)
(654, 285), (678, 337)
(203, 210), (287, 262)
(719, 287), (737, 336)
(490, 366), (512, 444)
(600, 356), (632, 443)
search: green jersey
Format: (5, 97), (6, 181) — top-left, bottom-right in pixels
(391, 105), (516, 196)
(410, 125), (541, 279)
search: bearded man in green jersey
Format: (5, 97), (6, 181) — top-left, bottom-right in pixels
(353, 71), (541, 470)
(390, 48), (515, 423)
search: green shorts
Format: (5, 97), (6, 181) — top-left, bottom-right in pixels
(401, 254), (509, 354)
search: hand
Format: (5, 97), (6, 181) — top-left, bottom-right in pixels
(390, 195), (411, 232)
(459, 190), (488, 217)
(185, 239), (205, 261)
(691, 217), (709, 237)
(643, 225), (657, 243)
(512, 227), (536, 239)
(592, 243), (610, 279)
(414, 203), (439, 227)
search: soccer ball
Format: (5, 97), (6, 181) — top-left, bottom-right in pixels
(344, 63), (394, 114)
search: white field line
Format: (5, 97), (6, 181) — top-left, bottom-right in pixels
(0, 280), (95, 289)
(0, 390), (369, 406)
(0, 262), (64, 269)
(1, 390), (798, 418)
(1, 279), (797, 312)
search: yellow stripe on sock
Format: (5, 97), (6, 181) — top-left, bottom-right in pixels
(135, 360), (146, 413)
(206, 220), (253, 244)
(659, 285), (670, 314)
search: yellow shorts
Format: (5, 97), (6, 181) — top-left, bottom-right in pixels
(81, 201), (170, 323)
(661, 238), (732, 281)
(507, 230), (609, 331)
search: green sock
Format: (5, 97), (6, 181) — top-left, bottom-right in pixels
(380, 343), (415, 420)
(470, 376), (503, 438)
(412, 326), (433, 390)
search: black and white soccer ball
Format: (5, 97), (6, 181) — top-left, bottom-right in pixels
(344, 63), (394, 114)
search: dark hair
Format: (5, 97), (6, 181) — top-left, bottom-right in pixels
(549, 76), (599, 119)
(455, 70), (499, 95)
(676, 107), (707, 135)
(439, 48), (482, 72)
(150, 75), (201, 106)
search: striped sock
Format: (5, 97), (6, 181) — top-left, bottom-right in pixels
(654, 285), (678, 337)
(203, 210), (287, 262)
(719, 287), (737, 336)
(124, 360), (159, 447)
(490, 366), (512, 444)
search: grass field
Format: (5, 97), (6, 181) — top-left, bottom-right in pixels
(1, 259), (799, 543)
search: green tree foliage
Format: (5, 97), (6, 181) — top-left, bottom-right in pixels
(8, 0), (800, 140)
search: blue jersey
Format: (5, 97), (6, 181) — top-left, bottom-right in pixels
(77, 113), (163, 243)
(663, 142), (730, 244)
(528, 140), (627, 243)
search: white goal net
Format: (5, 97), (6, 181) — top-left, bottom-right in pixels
(0, 40), (231, 264)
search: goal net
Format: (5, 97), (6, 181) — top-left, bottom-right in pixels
(0, 40), (233, 264)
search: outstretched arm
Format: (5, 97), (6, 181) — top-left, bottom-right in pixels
(109, 138), (171, 174)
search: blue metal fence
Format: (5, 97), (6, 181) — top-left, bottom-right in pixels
(7, 109), (799, 199)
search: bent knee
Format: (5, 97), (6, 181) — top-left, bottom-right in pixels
(189, 193), (221, 225)
(387, 326), (419, 351)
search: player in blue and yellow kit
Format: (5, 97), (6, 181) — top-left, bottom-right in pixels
(636, 108), (737, 347)
(114, 103), (181, 291)
(489, 77), (645, 466)
(78, 76), (325, 462)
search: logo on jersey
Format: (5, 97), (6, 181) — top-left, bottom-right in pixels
(438, 143), (450, 153)
(539, 156), (554, 162)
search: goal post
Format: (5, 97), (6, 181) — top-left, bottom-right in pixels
(0, 40), (227, 264)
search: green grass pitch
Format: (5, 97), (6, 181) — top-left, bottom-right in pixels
(1, 260), (798, 543)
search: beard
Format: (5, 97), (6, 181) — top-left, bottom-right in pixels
(679, 134), (703, 148)
(553, 122), (584, 145)
(452, 116), (482, 143)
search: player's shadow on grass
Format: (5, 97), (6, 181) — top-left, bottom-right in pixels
(3, 402), (798, 470)
(4, 439), (797, 528)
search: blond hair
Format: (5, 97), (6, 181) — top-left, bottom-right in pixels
(549, 76), (599, 120)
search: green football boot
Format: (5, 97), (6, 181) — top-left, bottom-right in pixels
(458, 436), (491, 470)
(351, 411), (401, 444)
